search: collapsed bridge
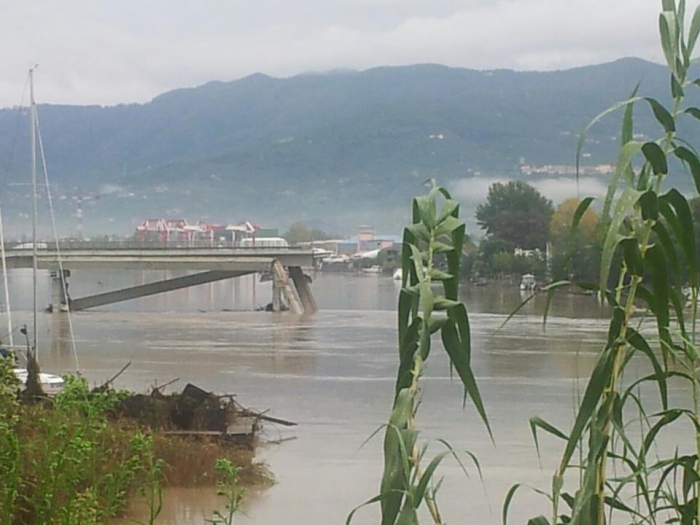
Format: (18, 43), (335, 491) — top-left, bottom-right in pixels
(4, 245), (318, 314)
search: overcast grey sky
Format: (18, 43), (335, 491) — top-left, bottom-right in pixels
(0, 0), (693, 107)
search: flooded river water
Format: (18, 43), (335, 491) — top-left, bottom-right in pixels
(1, 270), (681, 523)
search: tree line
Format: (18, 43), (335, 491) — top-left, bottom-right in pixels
(465, 180), (601, 283)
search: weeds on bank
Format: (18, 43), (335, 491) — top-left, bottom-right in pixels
(0, 356), (265, 524)
(208, 458), (246, 525)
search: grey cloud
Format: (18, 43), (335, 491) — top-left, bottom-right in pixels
(0, 0), (691, 106)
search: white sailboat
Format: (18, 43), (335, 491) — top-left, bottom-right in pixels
(5, 67), (66, 395)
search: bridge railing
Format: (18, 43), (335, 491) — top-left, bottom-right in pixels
(6, 240), (304, 252)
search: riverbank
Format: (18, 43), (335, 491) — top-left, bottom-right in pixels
(0, 359), (270, 524)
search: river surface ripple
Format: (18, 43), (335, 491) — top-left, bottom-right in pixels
(2, 271), (683, 523)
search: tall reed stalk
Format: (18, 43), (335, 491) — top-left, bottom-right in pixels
(348, 181), (490, 524)
(508, 1), (700, 523)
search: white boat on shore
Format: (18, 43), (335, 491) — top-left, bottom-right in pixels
(13, 368), (65, 396)
(362, 265), (382, 274)
(520, 273), (536, 292)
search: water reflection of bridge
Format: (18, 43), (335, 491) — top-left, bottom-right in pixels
(4, 247), (317, 314)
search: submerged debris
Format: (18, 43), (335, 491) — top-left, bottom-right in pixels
(111, 382), (260, 448)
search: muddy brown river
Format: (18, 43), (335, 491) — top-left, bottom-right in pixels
(1, 270), (685, 523)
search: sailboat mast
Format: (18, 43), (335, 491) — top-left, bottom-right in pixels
(29, 67), (38, 355)
(0, 206), (13, 348)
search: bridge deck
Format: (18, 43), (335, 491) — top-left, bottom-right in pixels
(4, 248), (315, 271)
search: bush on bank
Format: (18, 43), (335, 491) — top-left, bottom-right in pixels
(0, 357), (267, 525)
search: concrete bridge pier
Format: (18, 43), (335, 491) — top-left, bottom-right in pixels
(50, 269), (70, 312)
(272, 274), (283, 312)
(270, 260), (303, 314)
(288, 266), (318, 314)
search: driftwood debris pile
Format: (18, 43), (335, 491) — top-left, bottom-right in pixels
(112, 383), (259, 448)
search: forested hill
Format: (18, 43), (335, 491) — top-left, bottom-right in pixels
(0, 57), (692, 236)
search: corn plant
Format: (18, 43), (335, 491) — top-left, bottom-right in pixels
(505, 2), (700, 524)
(348, 181), (490, 525)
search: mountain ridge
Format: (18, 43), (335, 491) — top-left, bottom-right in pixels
(0, 57), (690, 237)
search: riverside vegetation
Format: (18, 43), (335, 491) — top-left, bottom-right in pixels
(0, 355), (267, 525)
(3, 2), (700, 525)
(351, 1), (700, 524)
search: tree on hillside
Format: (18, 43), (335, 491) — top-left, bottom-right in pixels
(475, 181), (554, 249)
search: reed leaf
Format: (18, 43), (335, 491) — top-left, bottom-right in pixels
(641, 409), (684, 457)
(661, 189), (698, 287)
(639, 189), (659, 221)
(444, 222), (464, 300)
(542, 280), (572, 331)
(625, 328), (669, 409)
(602, 141), (643, 223)
(529, 417), (568, 460)
(576, 96), (644, 188)
(600, 187), (641, 298)
(558, 347), (615, 476)
(673, 73), (685, 98)
(688, 4), (700, 56)
(673, 144), (700, 194)
(645, 244), (672, 348)
(660, 11), (678, 74)
(646, 96), (676, 133)
(414, 451), (450, 508)
(642, 141), (669, 174)
(652, 221), (681, 282)
(620, 238), (645, 277)
(441, 313), (492, 438)
(502, 484), (523, 525)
